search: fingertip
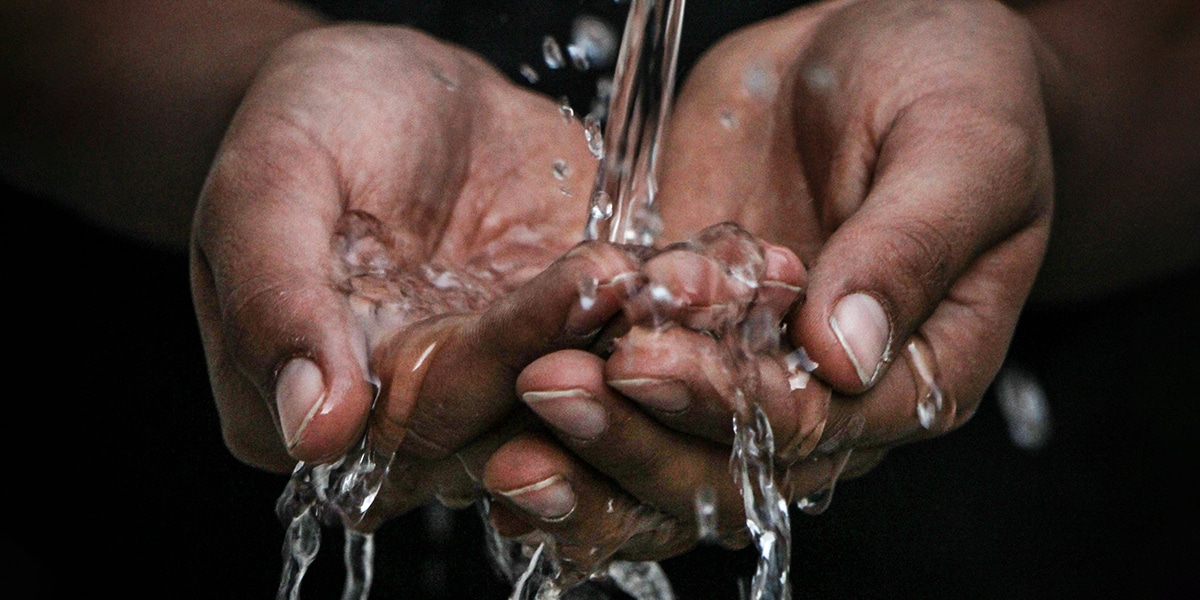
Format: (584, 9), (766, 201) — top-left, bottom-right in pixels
(483, 436), (577, 522)
(790, 289), (894, 393)
(276, 357), (326, 451)
(761, 241), (806, 288)
(275, 354), (374, 464)
(829, 292), (892, 387)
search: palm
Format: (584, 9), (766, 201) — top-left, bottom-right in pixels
(192, 25), (609, 480)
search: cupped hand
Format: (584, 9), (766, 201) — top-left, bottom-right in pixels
(483, 0), (1056, 561)
(190, 24), (636, 514)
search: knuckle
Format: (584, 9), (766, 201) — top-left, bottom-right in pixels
(875, 217), (954, 315)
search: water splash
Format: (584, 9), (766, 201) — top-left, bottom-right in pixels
(580, 0), (795, 595)
(584, 114), (605, 160)
(553, 159), (573, 180)
(731, 405), (792, 600)
(568, 15), (620, 72)
(341, 529), (375, 600)
(481, 498), (676, 600)
(521, 63), (542, 84)
(275, 422), (392, 599)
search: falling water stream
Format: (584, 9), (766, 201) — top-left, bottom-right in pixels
(515, 0), (795, 598)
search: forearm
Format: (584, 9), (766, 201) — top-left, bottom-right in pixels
(1016, 0), (1200, 303)
(0, 0), (325, 249)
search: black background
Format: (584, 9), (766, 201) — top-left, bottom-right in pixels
(4, 0), (1199, 596)
(4, 179), (1197, 599)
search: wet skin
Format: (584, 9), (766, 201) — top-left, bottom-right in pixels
(192, 0), (1199, 567)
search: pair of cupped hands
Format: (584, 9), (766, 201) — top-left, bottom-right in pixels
(191, 0), (1054, 567)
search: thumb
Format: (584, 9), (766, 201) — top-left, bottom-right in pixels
(192, 133), (375, 470)
(791, 91), (1052, 394)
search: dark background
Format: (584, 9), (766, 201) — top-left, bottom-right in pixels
(4, 179), (1198, 599)
(4, 0), (1199, 597)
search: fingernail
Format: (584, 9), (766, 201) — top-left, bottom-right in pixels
(276, 358), (326, 450)
(762, 242), (802, 283)
(522, 390), (608, 441)
(498, 475), (577, 521)
(829, 293), (890, 386)
(607, 378), (690, 413)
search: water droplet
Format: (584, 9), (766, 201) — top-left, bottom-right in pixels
(784, 347), (819, 391)
(551, 159), (571, 180)
(694, 486), (719, 542)
(569, 15), (619, 71)
(558, 97), (575, 122)
(994, 361), (1052, 451)
(578, 276), (598, 311)
(519, 63), (540, 84)
(906, 340), (945, 430)
(796, 488), (833, 516)
(584, 114), (605, 159)
(785, 347), (819, 373)
(719, 110), (737, 129)
(566, 43), (591, 71)
(542, 36), (565, 70)
(607, 561), (676, 600)
(742, 63), (778, 100)
(648, 284), (674, 304)
(803, 63), (836, 93)
(589, 190), (613, 220)
(431, 69), (458, 91)
(796, 450), (852, 516)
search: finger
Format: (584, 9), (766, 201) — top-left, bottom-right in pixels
(517, 349), (753, 549)
(604, 325), (831, 465)
(482, 432), (693, 566)
(790, 108), (1052, 394)
(356, 410), (538, 530)
(373, 242), (642, 461)
(627, 229), (807, 334)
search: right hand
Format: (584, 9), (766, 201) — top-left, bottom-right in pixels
(191, 23), (639, 518)
(481, 0), (1058, 562)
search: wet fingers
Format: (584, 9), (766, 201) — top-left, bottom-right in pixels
(482, 432), (693, 567)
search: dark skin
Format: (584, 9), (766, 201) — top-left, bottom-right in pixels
(3, 0), (1196, 569)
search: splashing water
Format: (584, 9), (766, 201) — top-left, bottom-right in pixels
(275, 432), (392, 600)
(487, 0), (691, 597)
(480, 497), (677, 600)
(582, 0), (794, 598)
